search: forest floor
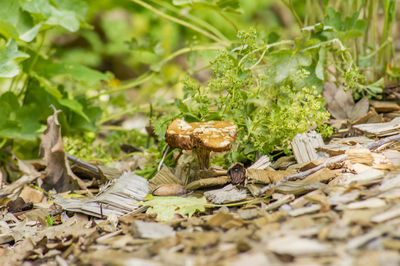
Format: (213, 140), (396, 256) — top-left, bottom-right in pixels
(1, 96), (400, 266)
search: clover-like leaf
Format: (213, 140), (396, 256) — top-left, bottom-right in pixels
(141, 195), (207, 221)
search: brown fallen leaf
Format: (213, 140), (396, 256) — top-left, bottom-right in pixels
(39, 106), (88, 193)
(371, 101), (400, 113)
(323, 82), (369, 122)
(207, 211), (244, 229)
(227, 163), (246, 184)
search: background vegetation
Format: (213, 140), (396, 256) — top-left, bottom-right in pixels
(0, 0), (398, 177)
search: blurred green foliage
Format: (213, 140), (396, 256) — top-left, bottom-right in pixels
(0, 0), (398, 172)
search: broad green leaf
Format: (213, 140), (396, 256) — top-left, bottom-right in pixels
(270, 50), (312, 83)
(19, 23), (41, 42)
(0, 20), (19, 39)
(0, 39), (29, 78)
(20, 0), (52, 19)
(141, 195), (207, 221)
(31, 73), (63, 98)
(323, 8), (366, 40)
(46, 6), (80, 32)
(58, 98), (90, 122)
(0, 92), (41, 140)
(0, 0), (19, 26)
(51, 0), (88, 21)
(35, 59), (108, 85)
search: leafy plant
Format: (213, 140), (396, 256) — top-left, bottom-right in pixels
(0, 0), (108, 158)
(152, 29), (332, 165)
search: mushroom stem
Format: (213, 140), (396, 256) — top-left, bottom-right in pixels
(196, 147), (210, 169)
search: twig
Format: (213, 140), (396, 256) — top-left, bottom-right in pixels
(364, 133), (400, 151)
(257, 154), (348, 196)
(158, 145), (170, 172)
(131, 0), (224, 43)
(67, 154), (99, 174)
(0, 174), (40, 199)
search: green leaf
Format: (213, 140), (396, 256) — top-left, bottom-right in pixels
(141, 195), (207, 221)
(269, 50), (312, 83)
(19, 23), (41, 42)
(323, 8), (366, 39)
(0, 92), (41, 140)
(0, 20), (19, 39)
(315, 47), (326, 80)
(35, 59), (108, 85)
(20, 0), (52, 18)
(58, 98), (90, 122)
(0, 39), (29, 78)
(46, 216), (54, 226)
(51, 0), (88, 21)
(46, 6), (80, 32)
(0, 0), (19, 26)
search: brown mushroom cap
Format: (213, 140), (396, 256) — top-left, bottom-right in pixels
(190, 121), (237, 152)
(165, 119), (194, 150)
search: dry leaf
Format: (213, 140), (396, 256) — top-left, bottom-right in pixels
(39, 106), (85, 193)
(323, 82), (369, 121)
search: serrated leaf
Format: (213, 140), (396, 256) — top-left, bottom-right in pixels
(0, 39), (29, 78)
(323, 8), (366, 39)
(141, 195), (207, 221)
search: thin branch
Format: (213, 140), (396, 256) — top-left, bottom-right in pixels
(257, 154), (348, 196)
(132, 0), (225, 43)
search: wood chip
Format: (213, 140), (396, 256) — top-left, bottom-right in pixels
(346, 198), (386, 209)
(267, 236), (333, 256)
(264, 194), (295, 211)
(288, 204), (321, 217)
(353, 117), (400, 136)
(371, 206), (400, 223)
(291, 131), (326, 164)
(204, 184), (247, 204)
(131, 220), (175, 239)
(345, 148), (374, 166)
(371, 101), (400, 113)
(343, 168), (385, 186)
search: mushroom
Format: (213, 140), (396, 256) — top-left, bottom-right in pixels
(165, 119), (194, 150)
(191, 121), (237, 169)
(165, 120), (237, 170)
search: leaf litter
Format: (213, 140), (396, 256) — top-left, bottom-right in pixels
(1, 102), (400, 265)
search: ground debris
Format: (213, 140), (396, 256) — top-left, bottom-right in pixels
(54, 172), (149, 217)
(2, 111), (400, 266)
(39, 106), (86, 193)
(131, 220), (175, 239)
(204, 184), (247, 204)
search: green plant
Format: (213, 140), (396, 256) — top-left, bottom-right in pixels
(153, 29), (332, 165)
(0, 0), (108, 158)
